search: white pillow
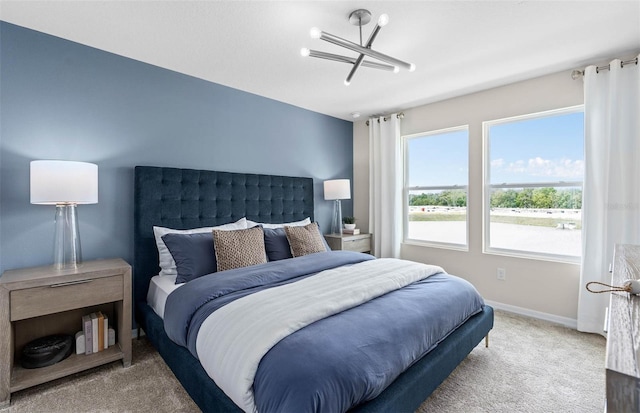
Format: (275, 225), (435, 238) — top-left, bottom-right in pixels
(246, 217), (311, 229)
(153, 217), (247, 276)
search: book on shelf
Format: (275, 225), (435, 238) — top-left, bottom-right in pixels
(103, 314), (109, 349)
(342, 228), (360, 235)
(90, 313), (99, 353)
(82, 312), (112, 354)
(82, 314), (93, 355)
(97, 311), (105, 351)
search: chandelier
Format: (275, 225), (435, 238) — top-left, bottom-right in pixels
(301, 9), (415, 86)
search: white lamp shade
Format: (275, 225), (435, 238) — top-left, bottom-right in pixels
(30, 160), (98, 205)
(324, 179), (351, 200)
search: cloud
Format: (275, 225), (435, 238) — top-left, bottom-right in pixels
(496, 157), (584, 179)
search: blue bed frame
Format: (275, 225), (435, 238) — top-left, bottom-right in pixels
(133, 166), (494, 413)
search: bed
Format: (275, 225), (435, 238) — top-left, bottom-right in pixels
(133, 165), (494, 413)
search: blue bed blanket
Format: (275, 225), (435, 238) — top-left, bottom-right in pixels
(165, 251), (375, 354)
(164, 251), (485, 413)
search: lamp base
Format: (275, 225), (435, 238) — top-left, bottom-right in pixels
(53, 204), (82, 270)
(331, 199), (343, 235)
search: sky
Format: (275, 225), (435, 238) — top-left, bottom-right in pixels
(407, 110), (584, 187)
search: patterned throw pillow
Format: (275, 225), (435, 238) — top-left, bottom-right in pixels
(212, 226), (268, 272)
(284, 222), (327, 257)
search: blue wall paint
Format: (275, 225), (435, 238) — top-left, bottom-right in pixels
(0, 22), (353, 273)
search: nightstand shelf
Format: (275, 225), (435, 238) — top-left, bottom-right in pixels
(11, 345), (123, 392)
(325, 233), (372, 253)
(0, 258), (132, 407)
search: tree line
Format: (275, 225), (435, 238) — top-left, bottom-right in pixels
(409, 188), (582, 209)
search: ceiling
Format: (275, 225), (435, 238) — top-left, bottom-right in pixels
(1, 1), (639, 121)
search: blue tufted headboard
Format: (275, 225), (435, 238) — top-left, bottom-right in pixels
(133, 166), (314, 308)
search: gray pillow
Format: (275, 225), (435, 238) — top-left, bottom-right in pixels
(263, 227), (294, 261)
(212, 226), (268, 272)
(162, 232), (217, 284)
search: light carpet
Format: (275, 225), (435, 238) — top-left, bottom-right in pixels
(417, 310), (606, 413)
(2, 310), (605, 413)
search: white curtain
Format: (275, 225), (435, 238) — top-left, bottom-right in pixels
(578, 55), (640, 334)
(369, 114), (402, 258)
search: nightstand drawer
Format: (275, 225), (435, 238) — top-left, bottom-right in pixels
(325, 233), (372, 253)
(344, 237), (371, 253)
(10, 275), (123, 321)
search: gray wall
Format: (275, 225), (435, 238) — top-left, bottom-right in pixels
(0, 22), (353, 273)
(353, 70), (583, 324)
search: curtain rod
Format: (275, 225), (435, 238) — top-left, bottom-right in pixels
(571, 57), (638, 80)
(365, 112), (404, 126)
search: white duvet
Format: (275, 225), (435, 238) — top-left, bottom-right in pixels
(195, 258), (444, 413)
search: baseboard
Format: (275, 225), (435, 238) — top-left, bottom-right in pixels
(484, 299), (578, 330)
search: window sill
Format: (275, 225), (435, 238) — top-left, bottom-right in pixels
(402, 239), (469, 252)
(483, 247), (581, 265)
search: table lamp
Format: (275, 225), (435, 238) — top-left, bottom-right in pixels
(324, 179), (351, 235)
(30, 160), (98, 269)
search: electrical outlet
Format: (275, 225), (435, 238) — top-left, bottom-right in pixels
(497, 268), (506, 281)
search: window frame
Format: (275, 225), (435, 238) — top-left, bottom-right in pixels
(402, 125), (470, 251)
(482, 105), (584, 263)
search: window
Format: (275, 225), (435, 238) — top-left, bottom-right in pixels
(484, 106), (584, 261)
(403, 126), (469, 248)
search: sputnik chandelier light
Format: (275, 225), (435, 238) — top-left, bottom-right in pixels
(301, 9), (415, 86)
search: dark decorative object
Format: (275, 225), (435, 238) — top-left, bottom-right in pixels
(21, 334), (74, 369)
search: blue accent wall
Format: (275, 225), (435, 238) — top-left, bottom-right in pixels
(0, 22), (353, 273)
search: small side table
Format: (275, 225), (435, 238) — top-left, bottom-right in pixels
(0, 258), (132, 408)
(325, 233), (372, 253)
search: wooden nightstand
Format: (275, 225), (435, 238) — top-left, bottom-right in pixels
(0, 258), (132, 407)
(325, 233), (372, 253)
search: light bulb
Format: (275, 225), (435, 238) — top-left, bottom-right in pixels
(393, 66), (400, 74)
(300, 48), (310, 57)
(310, 27), (321, 39)
(409, 63), (416, 72)
(378, 14), (389, 27)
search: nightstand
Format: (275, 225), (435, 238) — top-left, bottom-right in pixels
(0, 258), (132, 408)
(325, 233), (372, 253)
